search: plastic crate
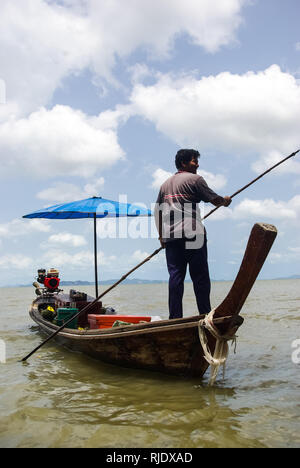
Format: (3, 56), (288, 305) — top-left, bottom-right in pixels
(88, 314), (151, 330)
(55, 308), (79, 329)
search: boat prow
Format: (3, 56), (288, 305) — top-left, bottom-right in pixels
(29, 223), (277, 379)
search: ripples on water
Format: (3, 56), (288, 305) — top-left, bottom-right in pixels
(0, 280), (299, 448)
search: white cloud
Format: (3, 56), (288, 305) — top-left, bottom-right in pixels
(151, 168), (227, 191)
(268, 246), (300, 265)
(128, 64), (154, 85)
(0, 218), (51, 238)
(251, 149), (300, 175)
(131, 250), (151, 263)
(198, 170), (227, 191)
(0, 0), (248, 119)
(95, 106), (134, 131)
(0, 0), (249, 181)
(42, 248), (116, 269)
(37, 246), (163, 281)
(44, 232), (87, 248)
(0, 79), (5, 105)
(37, 178), (105, 203)
(268, 252), (284, 264)
(86, 0), (246, 71)
(295, 42), (300, 51)
(208, 195), (300, 221)
(0, 0), (96, 118)
(130, 65), (300, 174)
(0, 106), (124, 178)
(232, 198), (298, 220)
(0, 254), (33, 270)
(151, 169), (172, 189)
(129, 249), (163, 266)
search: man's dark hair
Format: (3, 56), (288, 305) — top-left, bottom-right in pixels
(175, 149), (200, 170)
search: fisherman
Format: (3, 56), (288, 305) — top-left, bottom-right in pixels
(155, 149), (232, 319)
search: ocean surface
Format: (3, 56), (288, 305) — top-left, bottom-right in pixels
(0, 280), (299, 448)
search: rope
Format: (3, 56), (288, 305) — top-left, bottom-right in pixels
(198, 309), (237, 386)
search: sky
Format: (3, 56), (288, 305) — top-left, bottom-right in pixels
(0, 0), (300, 287)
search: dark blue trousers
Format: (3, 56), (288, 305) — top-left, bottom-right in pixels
(165, 237), (211, 319)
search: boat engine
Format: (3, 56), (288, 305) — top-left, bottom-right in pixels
(36, 268), (61, 293)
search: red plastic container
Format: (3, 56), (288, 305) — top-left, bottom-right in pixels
(88, 314), (151, 330)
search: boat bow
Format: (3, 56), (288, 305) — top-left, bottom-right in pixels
(215, 223), (277, 319)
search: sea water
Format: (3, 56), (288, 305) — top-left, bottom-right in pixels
(0, 280), (299, 448)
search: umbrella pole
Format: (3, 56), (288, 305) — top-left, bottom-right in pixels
(94, 214), (99, 298)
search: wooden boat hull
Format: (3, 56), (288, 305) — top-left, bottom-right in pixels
(30, 305), (242, 377)
(28, 223), (277, 378)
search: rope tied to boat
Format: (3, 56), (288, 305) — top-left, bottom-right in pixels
(198, 309), (237, 386)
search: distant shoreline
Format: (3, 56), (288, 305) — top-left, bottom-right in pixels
(1, 276), (300, 288)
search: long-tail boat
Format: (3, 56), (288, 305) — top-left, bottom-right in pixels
(29, 223), (277, 378)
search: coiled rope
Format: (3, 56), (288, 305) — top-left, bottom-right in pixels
(198, 309), (237, 386)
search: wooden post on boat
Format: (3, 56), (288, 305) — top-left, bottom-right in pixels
(214, 223), (277, 319)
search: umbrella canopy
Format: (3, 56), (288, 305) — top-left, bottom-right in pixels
(23, 196), (152, 297)
(23, 196), (152, 219)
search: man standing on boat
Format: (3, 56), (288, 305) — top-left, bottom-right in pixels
(155, 149), (232, 319)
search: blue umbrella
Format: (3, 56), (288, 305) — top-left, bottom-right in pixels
(23, 196), (152, 297)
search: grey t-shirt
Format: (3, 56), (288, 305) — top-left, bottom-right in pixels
(155, 171), (219, 247)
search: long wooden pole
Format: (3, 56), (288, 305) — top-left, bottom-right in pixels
(203, 149), (299, 220)
(21, 148), (299, 362)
